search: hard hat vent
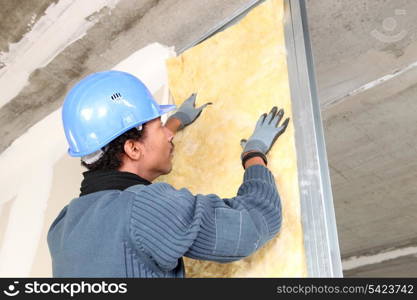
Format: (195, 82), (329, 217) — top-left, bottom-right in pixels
(111, 92), (122, 101)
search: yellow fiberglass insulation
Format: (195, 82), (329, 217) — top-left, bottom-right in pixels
(157, 0), (307, 277)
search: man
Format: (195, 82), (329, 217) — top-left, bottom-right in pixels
(48, 70), (290, 277)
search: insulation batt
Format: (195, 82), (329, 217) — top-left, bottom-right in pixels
(157, 0), (307, 277)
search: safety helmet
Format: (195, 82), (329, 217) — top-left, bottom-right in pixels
(62, 70), (176, 159)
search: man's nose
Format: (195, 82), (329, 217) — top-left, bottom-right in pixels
(165, 127), (174, 142)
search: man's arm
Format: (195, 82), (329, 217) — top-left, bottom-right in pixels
(128, 164), (281, 271)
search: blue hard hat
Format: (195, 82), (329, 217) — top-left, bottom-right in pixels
(62, 70), (176, 157)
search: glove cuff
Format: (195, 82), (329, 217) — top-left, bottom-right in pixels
(241, 151), (268, 169)
(168, 112), (190, 130)
(241, 140), (268, 159)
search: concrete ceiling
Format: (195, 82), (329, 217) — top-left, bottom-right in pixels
(1, 0), (416, 277)
(306, 0), (417, 277)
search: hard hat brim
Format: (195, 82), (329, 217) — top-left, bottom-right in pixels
(158, 104), (177, 115)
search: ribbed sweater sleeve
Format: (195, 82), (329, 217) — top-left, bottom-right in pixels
(128, 165), (282, 271)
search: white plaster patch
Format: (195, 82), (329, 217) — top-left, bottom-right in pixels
(0, 0), (120, 109)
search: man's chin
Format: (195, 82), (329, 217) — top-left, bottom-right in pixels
(163, 164), (173, 175)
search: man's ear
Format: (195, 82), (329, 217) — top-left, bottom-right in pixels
(123, 139), (143, 161)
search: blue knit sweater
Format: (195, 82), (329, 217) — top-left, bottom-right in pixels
(47, 165), (282, 277)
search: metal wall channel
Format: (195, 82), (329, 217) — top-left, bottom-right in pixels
(179, 0), (343, 277)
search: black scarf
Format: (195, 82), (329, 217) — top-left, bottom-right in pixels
(80, 170), (152, 196)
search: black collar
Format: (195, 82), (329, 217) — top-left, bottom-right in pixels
(80, 170), (152, 196)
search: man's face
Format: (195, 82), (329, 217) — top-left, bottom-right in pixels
(140, 117), (175, 176)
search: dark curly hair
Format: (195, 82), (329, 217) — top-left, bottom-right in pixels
(81, 124), (147, 171)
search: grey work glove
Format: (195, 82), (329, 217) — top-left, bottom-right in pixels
(240, 106), (290, 159)
(168, 93), (212, 130)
